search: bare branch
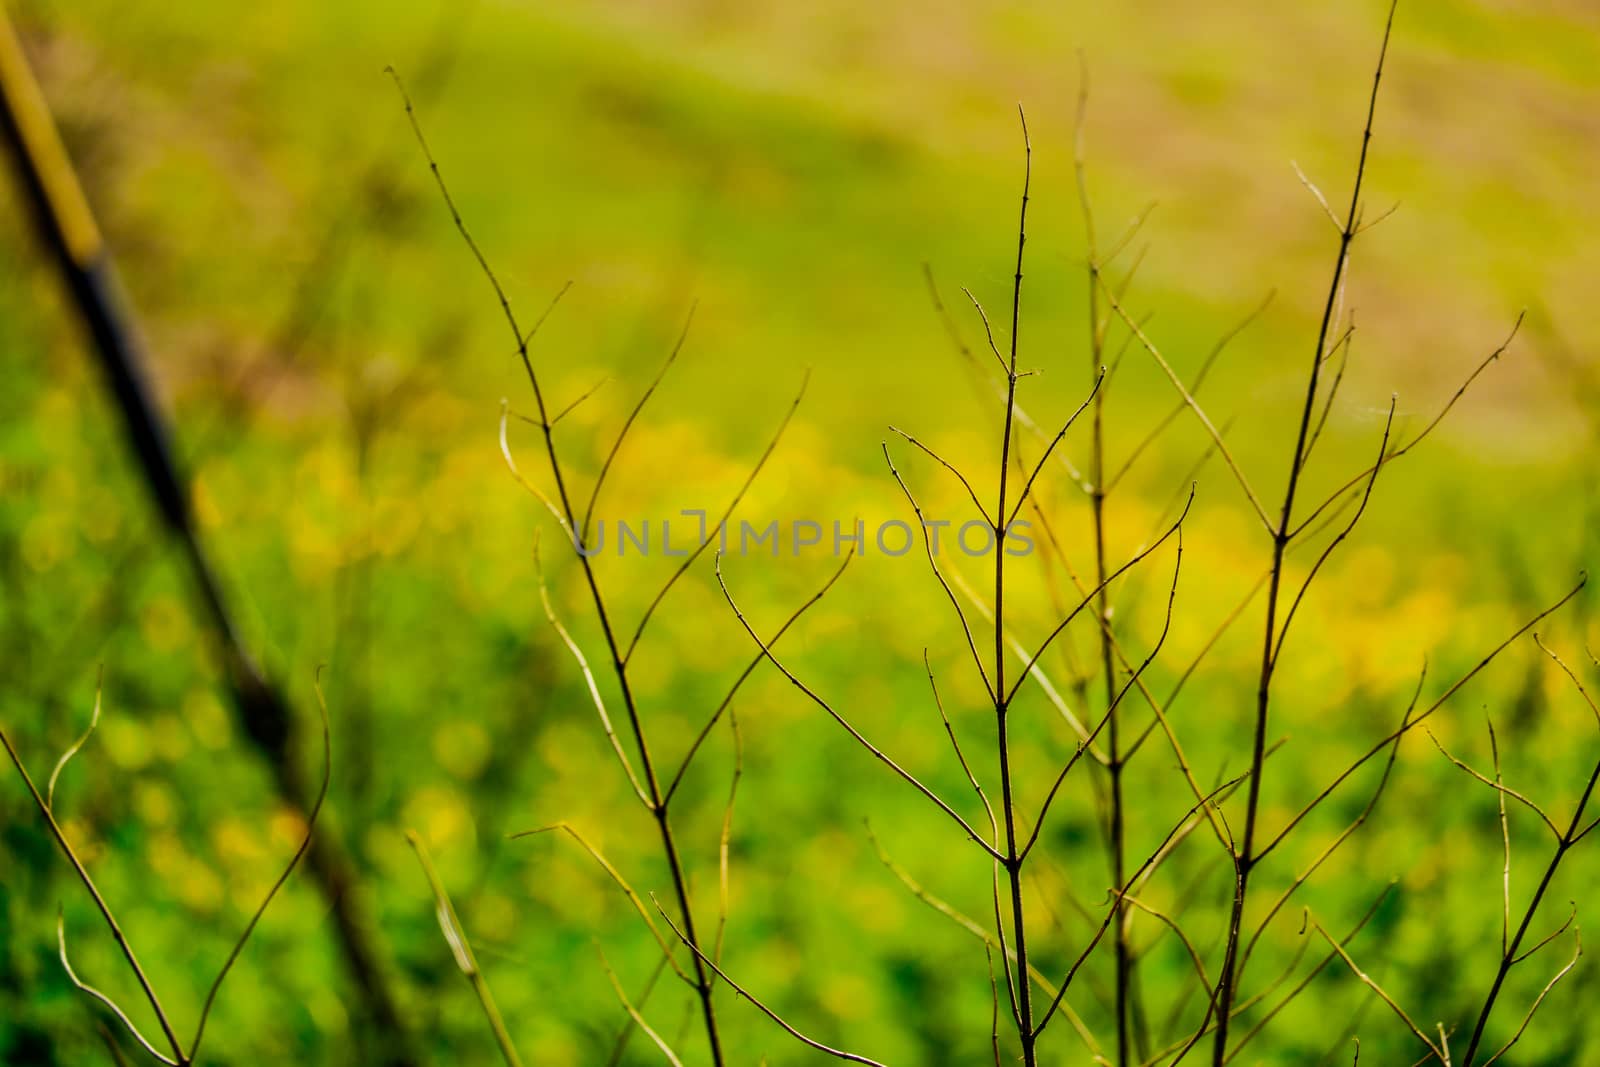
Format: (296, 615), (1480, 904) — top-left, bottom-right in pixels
(47, 671), (101, 810)
(1290, 313), (1526, 541)
(714, 707), (743, 970)
(626, 369), (810, 660)
(1107, 291), (1274, 494)
(947, 565), (1102, 755)
(1534, 633), (1600, 728)
(510, 823), (690, 986)
(56, 917), (179, 1067)
(596, 943), (684, 1067)
(1512, 902), (1576, 966)
(654, 899), (888, 1066)
(1033, 772), (1252, 1041)
(925, 652), (998, 839)
(188, 676), (333, 1060)
(1291, 160), (1342, 232)
(1238, 668), (1426, 986)
(1008, 369), (1105, 527)
(1023, 526), (1183, 862)
(1425, 730), (1561, 841)
(1258, 575), (1586, 861)
(1480, 933), (1581, 1066)
(1271, 396), (1396, 667)
(2, 719), (184, 1061)
(962, 287), (1012, 377)
(1300, 318), (1358, 474)
(500, 402), (569, 532)
(1101, 287), (1272, 533)
(1161, 882), (1394, 1066)
(667, 551), (853, 802)
(1010, 490), (1193, 706)
(884, 443), (995, 701)
(535, 539), (650, 807)
(550, 375), (612, 428)
(1309, 916), (1445, 1063)
(889, 426), (991, 525)
(717, 554), (1006, 862)
(1123, 896), (1212, 1000)
(583, 305), (696, 538)
(864, 826), (1103, 1057)
(1490, 717), (1512, 957)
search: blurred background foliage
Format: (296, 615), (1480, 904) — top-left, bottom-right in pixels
(3, 0), (1599, 1063)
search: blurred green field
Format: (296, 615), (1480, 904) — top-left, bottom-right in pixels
(4, 0), (1600, 1064)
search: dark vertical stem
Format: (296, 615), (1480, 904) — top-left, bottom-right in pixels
(996, 106), (1036, 1067)
(1090, 282), (1132, 1067)
(1209, 7), (1396, 1063)
(530, 394), (726, 1067)
(1077, 69), (1133, 1063)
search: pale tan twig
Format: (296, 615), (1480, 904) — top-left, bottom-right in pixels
(1101, 287), (1272, 533)
(1309, 916), (1447, 1064)
(409, 832), (525, 1067)
(596, 943), (684, 1067)
(534, 538), (649, 807)
(510, 823), (690, 985)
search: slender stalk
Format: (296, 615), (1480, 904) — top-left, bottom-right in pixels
(995, 104), (1037, 1067)
(407, 832), (525, 1067)
(390, 73), (724, 1064)
(1207, 8), (1397, 1063)
(1075, 66), (1135, 1066)
(527, 323), (724, 1066)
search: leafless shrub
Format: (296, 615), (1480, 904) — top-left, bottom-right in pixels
(387, 3), (1593, 1064)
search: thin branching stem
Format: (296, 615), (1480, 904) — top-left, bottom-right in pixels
(1021, 529), (1183, 864)
(1107, 291), (1275, 495)
(4, 676), (331, 1066)
(511, 821), (694, 986)
(717, 555), (1005, 863)
(1288, 313), (1525, 542)
(596, 943), (685, 1067)
(1208, 8), (1398, 1060)
(1259, 577), (1585, 863)
(1033, 773), (1252, 1042)
(1458, 637), (1600, 1065)
(1076, 71), (1141, 1059)
(666, 551), (853, 803)
(1010, 493), (1193, 707)
(581, 307), (695, 540)
(654, 899), (888, 1066)
(391, 71), (726, 1061)
(625, 370), (811, 662)
(884, 444), (996, 700)
(993, 104), (1041, 1067)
